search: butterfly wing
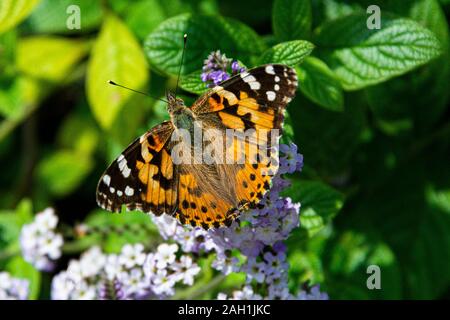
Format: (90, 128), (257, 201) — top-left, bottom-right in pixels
(96, 121), (178, 216)
(173, 64), (298, 228)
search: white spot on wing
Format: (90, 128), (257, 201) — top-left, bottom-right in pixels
(265, 65), (275, 75)
(240, 72), (249, 79)
(103, 175), (111, 186)
(117, 190), (123, 196)
(242, 74), (261, 90)
(125, 186), (134, 196)
(274, 84), (280, 91)
(117, 154), (131, 178)
(266, 91), (276, 101)
(275, 76), (280, 82)
(110, 187), (115, 193)
(249, 82), (261, 90)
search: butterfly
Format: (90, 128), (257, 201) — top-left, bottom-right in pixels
(96, 64), (298, 229)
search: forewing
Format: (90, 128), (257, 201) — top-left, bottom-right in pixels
(96, 121), (178, 216)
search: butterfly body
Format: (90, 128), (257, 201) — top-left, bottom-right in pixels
(97, 64), (298, 229)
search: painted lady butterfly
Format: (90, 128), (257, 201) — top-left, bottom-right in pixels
(96, 64), (298, 229)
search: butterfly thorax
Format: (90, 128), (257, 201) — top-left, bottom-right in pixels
(166, 93), (196, 133)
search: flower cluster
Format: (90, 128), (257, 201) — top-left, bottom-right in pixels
(0, 272), (29, 300)
(19, 208), (63, 271)
(51, 243), (201, 300)
(201, 50), (246, 87)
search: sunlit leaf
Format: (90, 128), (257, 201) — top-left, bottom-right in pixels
(17, 36), (88, 82)
(316, 14), (442, 90)
(87, 14), (149, 129)
(259, 40), (314, 66)
(36, 150), (93, 197)
(0, 0), (40, 34)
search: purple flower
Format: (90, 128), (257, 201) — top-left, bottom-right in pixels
(201, 50), (246, 88)
(279, 143), (304, 174)
(297, 285), (329, 300)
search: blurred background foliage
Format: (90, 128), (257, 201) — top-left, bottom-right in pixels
(0, 0), (449, 299)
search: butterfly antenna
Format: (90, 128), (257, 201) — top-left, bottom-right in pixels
(175, 34), (188, 97)
(107, 80), (168, 103)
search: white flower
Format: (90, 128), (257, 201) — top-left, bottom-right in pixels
(143, 253), (158, 280)
(151, 269), (176, 296)
(0, 272), (12, 289)
(19, 207), (63, 271)
(217, 293), (228, 300)
(0, 272), (29, 300)
(172, 256), (201, 285)
(155, 243), (178, 269)
(173, 229), (196, 252)
(232, 285), (262, 300)
(37, 232), (63, 259)
(79, 246), (106, 278)
(121, 268), (149, 297)
(119, 243), (147, 268)
(34, 208), (58, 232)
(105, 254), (126, 280)
(211, 252), (239, 275)
(70, 281), (96, 300)
(153, 215), (179, 239)
(51, 272), (75, 300)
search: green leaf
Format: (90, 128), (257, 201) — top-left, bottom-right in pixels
(145, 13), (265, 76)
(57, 111), (100, 156)
(6, 256), (41, 300)
(79, 209), (159, 254)
(323, 231), (402, 299)
(124, 0), (166, 41)
(179, 70), (207, 95)
(280, 110), (294, 144)
(17, 36), (88, 82)
(0, 76), (42, 119)
(0, 199), (32, 255)
(283, 179), (344, 237)
(36, 150), (93, 197)
(365, 0), (450, 133)
(0, 0), (40, 34)
(297, 57), (343, 111)
(272, 0), (312, 41)
(315, 14), (443, 90)
(0, 31), (16, 76)
(87, 14), (149, 129)
(259, 40), (314, 66)
(27, 0), (103, 33)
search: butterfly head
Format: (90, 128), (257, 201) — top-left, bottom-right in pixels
(166, 91), (185, 114)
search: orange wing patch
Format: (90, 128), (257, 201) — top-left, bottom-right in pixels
(175, 172), (237, 229)
(96, 121), (177, 215)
